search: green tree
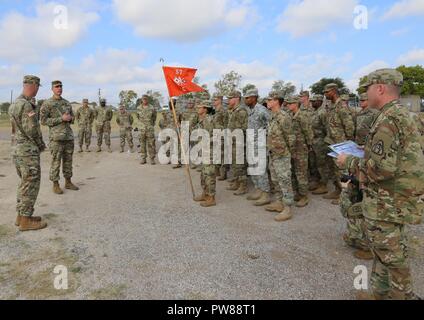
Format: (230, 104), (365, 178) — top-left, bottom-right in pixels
(146, 90), (164, 110)
(0, 102), (11, 114)
(119, 90), (138, 110)
(271, 80), (296, 97)
(310, 78), (346, 95)
(214, 71), (242, 97)
(397, 65), (424, 97)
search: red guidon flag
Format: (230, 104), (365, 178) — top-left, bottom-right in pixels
(163, 66), (205, 97)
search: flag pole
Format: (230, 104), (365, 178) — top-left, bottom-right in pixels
(169, 97), (196, 200)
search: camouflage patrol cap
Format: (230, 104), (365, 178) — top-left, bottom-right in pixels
(100, 98), (106, 103)
(244, 88), (259, 98)
(196, 100), (212, 109)
(299, 90), (310, 97)
(82, 98), (89, 103)
(341, 94), (350, 101)
(52, 80), (63, 87)
(285, 95), (300, 104)
(311, 94), (324, 101)
(212, 93), (224, 99)
(23, 75), (41, 86)
(142, 94), (149, 99)
(359, 93), (368, 101)
(226, 90), (242, 99)
(267, 91), (284, 100)
(360, 68), (404, 89)
(324, 83), (339, 93)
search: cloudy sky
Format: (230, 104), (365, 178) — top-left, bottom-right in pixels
(0, 0), (422, 104)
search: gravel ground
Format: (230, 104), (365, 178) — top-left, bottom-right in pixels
(0, 137), (423, 300)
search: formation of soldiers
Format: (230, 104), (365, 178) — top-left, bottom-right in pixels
(8, 68), (424, 300)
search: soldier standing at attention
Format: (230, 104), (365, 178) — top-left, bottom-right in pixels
(9, 75), (47, 231)
(244, 88), (271, 206)
(75, 98), (95, 153)
(181, 98), (199, 169)
(94, 98), (113, 153)
(286, 95), (313, 208)
(323, 83), (355, 205)
(265, 92), (295, 222)
(213, 93), (230, 181)
(226, 91), (249, 196)
(137, 94), (157, 165)
(40, 81), (79, 195)
(337, 69), (424, 300)
(116, 105), (135, 153)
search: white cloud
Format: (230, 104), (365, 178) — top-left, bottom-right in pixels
(0, 65), (25, 87)
(382, 0), (424, 20)
(277, 0), (358, 37)
(0, 1), (99, 63)
(112, 0), (256, 41)
(397, 49), (424, 65)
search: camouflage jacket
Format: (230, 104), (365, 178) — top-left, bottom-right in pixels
(292, 108), (314, 153)
(9, 94), (45, 156)
(159, 113), (172, 130)
(347, 100), (424, 225)
(215, 107), (229, 128)
(411, 112), (424, 151)
(228, 104), (248, 132)
(354, 107), (380, 146)
(137, 104), (157, 129)
(40, 96), (74, 142)
(311, 105), (327, 142)
(248, 103), (271, 131)
(116, 111), (134, 129)
(94, 107), (113, 125)
(267, 111), (294, 159)
(181, 108), (199, 132)
(300, 103), (314, 126)
(75, 106), (95, 128)
(324, 97), (355, 145)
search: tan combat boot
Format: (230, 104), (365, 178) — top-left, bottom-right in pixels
(107, 146), (112, 153)
(356, 291), (377, 300)
(200, 195), (216, 207)
(151, 158), (156, 165)
(294, 193), (301, 202)
(78, 146), (83, 153)
(254, 192), (271, 206)
(217, 168), (227, 181)
(354, 249), (374, 261)
(97, 146), (102, 152)
(15, 215), (41, 226)
(308, 181), (319, 191)
(194, 192), (207, 202)
(140, 159), (147, 165)
(53, 181), (64, 195)
(312, 183), (328, 195)
(234, 181), (248, 196)
(331, 198), (340, 205)
(227, 180), (240, 191)
(65, 178), (79, 191)
(85, 146), (91, 152)
(274, 207), (293, 222)
(172, 163), (182, 169)
(296, 195), (309, 208)
(120, 147), (124, 153)
(19, 216), (47, 232)
(265, 201), (284, 213)
(323, 189), (341, 200)
(247, 189), (262, 201)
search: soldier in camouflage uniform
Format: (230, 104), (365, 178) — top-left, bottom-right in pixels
(323, 83), (355, 205)
(159, 110), (173, 161)
(213, 93), (230, 180)
(411, 112), (424, 151)
(94, 98), (113, 153)
(116, 105), (134, 153)
(75, 98), (95, 153)
(310, 94), (331, 195)
(338, 69), (424, 300)
(300, 91), (321, 191)
(340, 93), (380, 260)
(226, 91), (249, 196)
(181, 99), (199, 169)
(265, 92), (295, 222)
(244, 88), (271, 206)
(194, 100), (225, 207)
(137, 94), (157, 165)
(9, 75), (47, 231)
(41, 80), (79, 195)
(287, 95), (313, 207)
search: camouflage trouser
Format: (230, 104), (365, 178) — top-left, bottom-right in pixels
(139, 128), (156, 161)
(340, 188), (368, 250)
(291, 149), (309, 196)
(49, 140), (74, 182)
(120, 128), (134, 149)
(13, 155), (41, 217)
(312, 139), (330, 184)
(78, 125), (92, 147)
(249, 146), (270, 192)
(363, 218), (414, 300)
(231, 144), (247, 184)
(96, 122), (111, 147)
(308, 150), (320, 183)
(201, 164), (217, 196)
(269, 156), (294, 207)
